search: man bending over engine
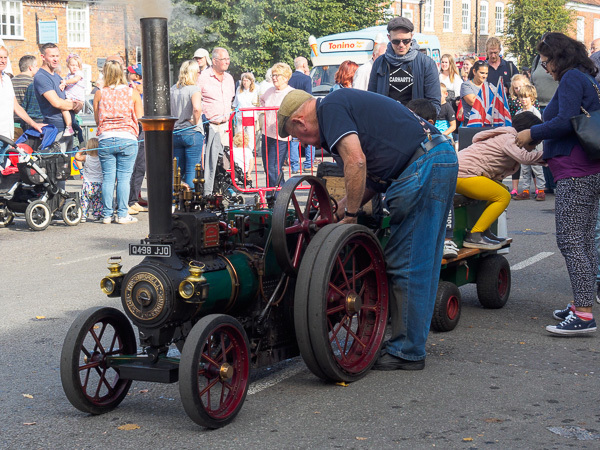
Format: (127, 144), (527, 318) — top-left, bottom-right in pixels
(277, 89), (458, 370)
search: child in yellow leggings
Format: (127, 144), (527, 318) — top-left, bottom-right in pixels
(457, 111), (545, 249)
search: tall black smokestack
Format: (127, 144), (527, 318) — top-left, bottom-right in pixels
(139, 17), (175, 242)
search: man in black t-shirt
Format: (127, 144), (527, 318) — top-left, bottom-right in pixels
(369, 17), (441, 114)
(278, 89), (458, 371)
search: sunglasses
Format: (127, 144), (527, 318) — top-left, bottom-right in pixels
(391, 38), (412, 46)
(541, 60), (549, 71)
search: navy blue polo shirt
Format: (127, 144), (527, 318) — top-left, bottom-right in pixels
(33, 68), (67, 130)
(486, 58), (516, 90)
(316, 89), (438, 192)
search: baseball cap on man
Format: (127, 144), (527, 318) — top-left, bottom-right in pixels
(277, 90), (313, 138)
(127, 64), (142, 77)
(193, 48), (212, 66)
(387, 17), (414, 33)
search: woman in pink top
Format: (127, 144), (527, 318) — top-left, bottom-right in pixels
(93, 60), (143, 224)
(259, 62), (294, 188)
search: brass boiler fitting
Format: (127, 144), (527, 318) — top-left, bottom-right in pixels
(179, 261), (209, 303)
(100, 256), (126, 297)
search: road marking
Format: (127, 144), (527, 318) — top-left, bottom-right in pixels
(248, 362), (305, 395)
(510, 252), (554, 271)
(53, 251), (123, 266)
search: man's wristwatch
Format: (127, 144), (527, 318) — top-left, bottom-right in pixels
(344, 209), (359, 218)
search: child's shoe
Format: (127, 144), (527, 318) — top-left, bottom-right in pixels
(513, 190), (531, 200)
(64, 126), (74, 137)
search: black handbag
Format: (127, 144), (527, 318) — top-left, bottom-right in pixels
(570, 74), (600, 160)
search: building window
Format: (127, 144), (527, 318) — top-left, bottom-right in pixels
(443, 0), (452, 32)
(594, 19), (600, 40)
(462, 0), (471, 34)
(67, 3), (90, 47)
(424, 0), (434, 31)
(495, 3), (504, 35)
(480, 1), (489, 35)
(0, 0), (23, 39)
(403, 9), (414, 23)
(577, 17), (585, 42)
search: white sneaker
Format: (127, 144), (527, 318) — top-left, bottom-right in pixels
(64, 126), (74, 137)
(443, 240), (459, 259)
(116, 215), (138, 224)
(102, 216), (114, 224)
(127, 206), (139, 215)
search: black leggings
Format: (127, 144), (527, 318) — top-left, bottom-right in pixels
(555, 173), (600, 307)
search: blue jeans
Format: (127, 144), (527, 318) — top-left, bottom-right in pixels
(98, 137), (138, 219)
(384, 141), (458, 361)
(173, 129), (204, 187)
(262, 137), (288, 188)
(303, 145), (315, 170)
(289, 139), (300, 172)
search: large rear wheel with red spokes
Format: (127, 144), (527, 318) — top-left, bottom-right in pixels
(296, 224), (388, 382)
(60, 307), (137, 415)
(179, 314), (250, 429)
(272, 175), (334, 277)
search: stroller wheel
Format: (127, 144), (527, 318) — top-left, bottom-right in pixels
(62, 200), (82, 226)
(0, 210), (14, 228)
(25, 200), (52, 231)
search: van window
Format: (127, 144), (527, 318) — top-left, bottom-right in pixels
(310, 65), (340, 95)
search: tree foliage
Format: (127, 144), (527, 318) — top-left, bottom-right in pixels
(168, 0), (388, 79)
(505, 0), (574, 67)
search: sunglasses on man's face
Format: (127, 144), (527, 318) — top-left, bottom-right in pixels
(391, 38), (412, 46)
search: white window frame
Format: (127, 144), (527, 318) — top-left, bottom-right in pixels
(424, 0), (434, 32)
(443, 0), (452, 32)
(594, 18), (600, 40)
(577, 16), (585, 42)
(462, 0), (471, 34)
(0, 0), (23, 39)
(403, 9), (414, 24)
(67, 2), (90, 48)
(495, 2), (504, 35)
(480, 1), (489, 36)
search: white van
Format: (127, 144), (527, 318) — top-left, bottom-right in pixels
(309, 25), (441, 96)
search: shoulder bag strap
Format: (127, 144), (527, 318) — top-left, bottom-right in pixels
(580, 73), (600, 116)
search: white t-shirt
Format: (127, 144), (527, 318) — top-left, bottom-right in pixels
(439, 73), (463, 100)
(82, 154), (103, 183)
(0, 72), (15, 139)
(232, 146), (253, 171)
(352, 59), (374, 91)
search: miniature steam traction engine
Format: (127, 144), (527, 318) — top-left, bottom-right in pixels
(59, 17), (389, 429)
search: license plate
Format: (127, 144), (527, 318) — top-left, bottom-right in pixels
(129, 244), (171, 257)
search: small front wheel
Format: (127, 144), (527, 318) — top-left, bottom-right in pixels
(62, 199), (82, 226)
(179, 314), (250, 429)
(60, 307), (137, 415)
(25, 200), (51, 231)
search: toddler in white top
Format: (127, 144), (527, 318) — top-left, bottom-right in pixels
(60, 53), (85, 137)
(232, 132), (254, 175)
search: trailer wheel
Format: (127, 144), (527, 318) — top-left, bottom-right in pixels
(272, 175), (334, 277)
(179, 314), (250, 429)
(295, 224), (339, 381)
(431, 281), (462, 332)
(25, 199), (51, 231)
(476, 254), (511, 309)
(62, 199), (82, 226)
(60, 307), (136, 415)
(300, 224), (388, 382)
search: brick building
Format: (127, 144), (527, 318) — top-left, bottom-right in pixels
(388, 0), (600, 58)
(1, 0), (140, 91)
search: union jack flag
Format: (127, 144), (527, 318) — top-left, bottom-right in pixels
(466, 82), (494, 127)
(491, 78), (512, 127)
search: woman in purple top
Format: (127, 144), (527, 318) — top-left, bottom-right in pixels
(516, 32), (600, 336)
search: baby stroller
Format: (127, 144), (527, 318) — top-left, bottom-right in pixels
(0, 126), (82, 231)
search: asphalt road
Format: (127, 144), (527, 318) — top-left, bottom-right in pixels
(1, 185), (599, 449)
